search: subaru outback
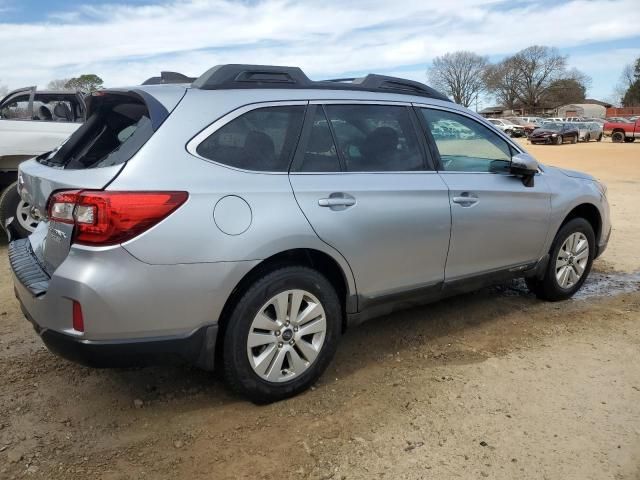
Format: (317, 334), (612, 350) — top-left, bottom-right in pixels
(9, 64), (611, 403)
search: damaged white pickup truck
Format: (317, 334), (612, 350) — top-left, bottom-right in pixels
(0, 86), (84, 238)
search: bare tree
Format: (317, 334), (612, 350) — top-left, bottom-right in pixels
(427, 51), (489, 107)
(47, 78), (71, 90)
(484, 57), (521, 109)
(511, 46), (567, 108)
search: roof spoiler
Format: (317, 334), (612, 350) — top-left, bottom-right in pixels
(191, 64), (449, 101)
(142, 71), (196, 85)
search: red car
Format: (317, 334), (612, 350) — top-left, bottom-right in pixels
(603, 118), (640, 143)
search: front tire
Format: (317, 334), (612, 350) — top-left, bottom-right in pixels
(0, 182), (38, 239)
(555, 135), (563, 145)
(222, 266), (341, 403)
(526, 218), (595, 301)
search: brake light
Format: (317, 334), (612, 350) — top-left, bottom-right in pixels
(48, 191), (188, 246)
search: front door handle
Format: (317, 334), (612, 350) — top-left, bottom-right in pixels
(452, 192), (479, 207)
(318, 193), (356, 210)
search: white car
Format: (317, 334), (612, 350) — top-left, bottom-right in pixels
(0, 86), (84, 237)
(487, 118), (525, 137)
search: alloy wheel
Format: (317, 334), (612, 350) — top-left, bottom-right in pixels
(16, 200), (39, 233)
(246, 289), (327, 383)
(555, 232), (589, 289)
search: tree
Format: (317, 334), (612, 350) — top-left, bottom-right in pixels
(427, 51), (489, 107)
(621, 57), (640, 107)
(484, 57), (522, 109)
(545, 69), (591, 106)
(511, 46), (567, 109)
(64, 74), (104, 92)
(47, 78), (71, 90)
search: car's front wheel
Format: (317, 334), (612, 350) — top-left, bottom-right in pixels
(222, 266), (341, 403)
(612, 131), (625, 143)
(526, 218), (595, 301)
(555, 135), (563, 145)
(0, 182), (39, 239)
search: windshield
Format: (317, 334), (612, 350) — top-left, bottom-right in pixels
(541, 122), (562, 131)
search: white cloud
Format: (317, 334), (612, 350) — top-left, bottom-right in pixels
(0, 0), (638, 93)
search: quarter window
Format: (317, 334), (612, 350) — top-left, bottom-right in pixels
(324, 105), (424, 172)
(196, 105), (305, 172)
(420, 108), (513, 173)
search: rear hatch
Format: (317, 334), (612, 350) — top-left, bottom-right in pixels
(17, 86), (186, 275)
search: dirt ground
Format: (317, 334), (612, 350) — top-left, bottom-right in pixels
(1, 139), (639, 480)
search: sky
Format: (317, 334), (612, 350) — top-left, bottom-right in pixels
(0, 0), (639, 108)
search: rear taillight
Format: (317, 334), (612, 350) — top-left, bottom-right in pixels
(48, 191), (188, 246)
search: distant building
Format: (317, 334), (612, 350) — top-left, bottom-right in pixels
(557, 103), (609, 119)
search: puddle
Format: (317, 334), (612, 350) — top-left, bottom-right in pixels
(493, 271), (640, 300)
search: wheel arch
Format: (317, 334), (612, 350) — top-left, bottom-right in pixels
(214, 248), (355, 367)
(560, 203), (602, 245)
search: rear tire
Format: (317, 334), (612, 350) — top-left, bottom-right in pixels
(571, 134), (577, 144)
(584, 133), (590, 142)
(526, 218), (595, 301)
(612, 131), (625, 143)
(0, 182), (37, 239)
(597, 133), (602, 142)
(222, 266), (341, 403)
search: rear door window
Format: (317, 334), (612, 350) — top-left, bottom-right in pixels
(323, 104), (424, 172)
(196, 105), (305, 172)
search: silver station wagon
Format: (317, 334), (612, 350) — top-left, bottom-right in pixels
(9, 64), (611, 402)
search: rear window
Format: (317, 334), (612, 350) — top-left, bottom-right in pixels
(40, 93), (153, 170)
(196, 105), (305, 172)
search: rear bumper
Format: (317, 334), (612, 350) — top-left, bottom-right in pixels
(19, 301), (217, 369)
(9, 237), (258, 370)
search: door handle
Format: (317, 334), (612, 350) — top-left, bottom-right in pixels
(452, 192), (479, 207)
(318, 197), (356, 207)
(318, 193), (356, 210)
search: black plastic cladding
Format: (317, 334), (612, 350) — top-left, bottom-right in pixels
(190, 64), (450, 102)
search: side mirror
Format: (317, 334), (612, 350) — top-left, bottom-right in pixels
(510, 153), (539, 187)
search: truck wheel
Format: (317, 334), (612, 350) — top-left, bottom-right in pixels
(611, 131), (625, 143)
(526, 218), (595, 301)
(624, 137), (635, 143)
(0, 182), (38, 239)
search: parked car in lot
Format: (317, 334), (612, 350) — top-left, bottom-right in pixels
(487, 118), (525, 137)
(0, 87), (85, 238)
(576, 122), (603, 142)
(9, 64), (611, 403)
(504, 117), (537, 135)
(520, 116), (545, 126)
(530, 122), (579, 145)
(604, 117), (640, 142)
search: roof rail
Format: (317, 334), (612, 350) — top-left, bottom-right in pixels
(142, 71), (196, 85)
(191, 64), (449, 101)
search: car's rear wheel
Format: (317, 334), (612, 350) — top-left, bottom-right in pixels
(612, 131), (625, 143)
(571, 134), (577, 144)
(222, 266), (341, 403)
(597, 133), (603, 142)
(0, 182), (38, 239)
(555, 135), (563, 145)
(526, 218), (595, 301)
(584, 133), (590, 142)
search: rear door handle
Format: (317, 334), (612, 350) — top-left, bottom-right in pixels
(452, 192), (479, 207)
(318, 193), (356, 210)
(318, 198), (356, 207)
